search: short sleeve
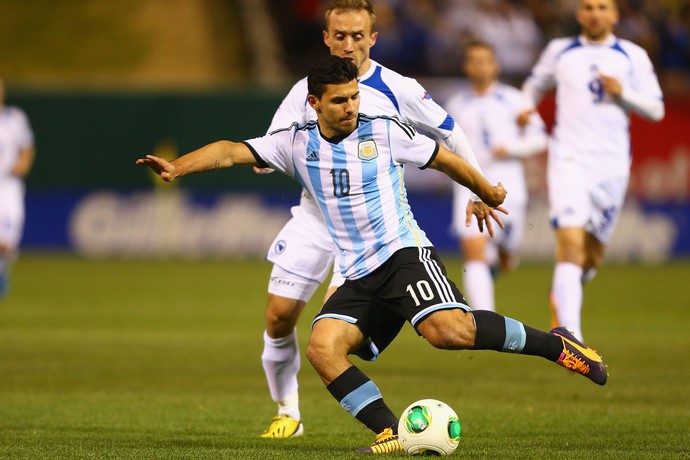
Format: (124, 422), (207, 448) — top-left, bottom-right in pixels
(387, 118), (439, 169)
(244, 129), (295, 178)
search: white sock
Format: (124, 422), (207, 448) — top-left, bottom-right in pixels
(261, 329), (301, 420)
(463, 260), (495, 311)
(551, 262), (584, 341)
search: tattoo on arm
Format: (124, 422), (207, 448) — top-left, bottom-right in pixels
(202, 160), (221, 172)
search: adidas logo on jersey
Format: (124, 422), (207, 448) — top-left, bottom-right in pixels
(306, 151), (319, 162)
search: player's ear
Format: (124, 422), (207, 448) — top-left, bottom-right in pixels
(323, 30), (329, 47)
(369, 31), (378, 48)
(308, 94), (320, 112)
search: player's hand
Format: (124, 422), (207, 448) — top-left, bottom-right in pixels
(493, 146), (509, 159)
(480, 182), (507, 208)
(516, 109), (533, 127)
(599, 74), (622, 97)
(253, 166), (276, 174)
(465, 199), (509, 238)
(135, 154), (177, 182)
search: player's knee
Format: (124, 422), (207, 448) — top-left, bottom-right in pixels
(425, 327), (464, 349)
(305, 333), (333, 370)
(265, 295), (303, 336)
(419, 311), (474, 350)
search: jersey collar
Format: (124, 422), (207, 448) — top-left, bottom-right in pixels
(318, 115), (361, 144)
(579, 33), (617, 47)
(358, 59), (379, 82)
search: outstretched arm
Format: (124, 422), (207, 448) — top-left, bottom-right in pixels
(136, 140), (258, 181)
(428, 146), (508, 236)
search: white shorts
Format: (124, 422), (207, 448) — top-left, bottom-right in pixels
(451, 182), (526, 254)
(266, 193), (336, 284)
(0, 181), (25, 249)
(267, 264), (322, 302)
(547, 158), (628, 244)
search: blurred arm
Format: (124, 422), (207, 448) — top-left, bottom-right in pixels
(11, 146), (36, 178)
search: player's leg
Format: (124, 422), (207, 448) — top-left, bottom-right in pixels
(323, 263), (344, 303)
(547, 157), (589, 340)
(582, 232), (606, 284)
(260, 201), (336, 438)
(416, 308), (607, 385)
(581, 176), (627, 285)
(452, 183), (495, 311)
(460, 236), (494, 311)
(0, 244), (12, 299)
(389, 246), (606, 386)
(0, 193), (23, 299)
(308, 279), (404, 454)
(261, 267), (315, 438)
(551, 226), (586, 340)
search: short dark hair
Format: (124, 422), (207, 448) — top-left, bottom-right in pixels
(307, 56), (359, 99)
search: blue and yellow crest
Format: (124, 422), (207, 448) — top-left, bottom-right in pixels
(358, 140), (379, 160)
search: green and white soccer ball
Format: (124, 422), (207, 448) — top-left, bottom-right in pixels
(398, 399), (462, 456)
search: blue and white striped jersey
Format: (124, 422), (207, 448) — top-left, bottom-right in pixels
(268, 59), (479, 221)
(522, 34), (663, 175)
(246, 114), (439, 280)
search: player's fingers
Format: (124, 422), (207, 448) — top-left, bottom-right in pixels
(485, 216), (495, 238)
(490, 210), (505, 229)
(495, 205), (509, 215)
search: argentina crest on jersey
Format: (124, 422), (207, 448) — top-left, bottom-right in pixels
(357, 137), (379, 161)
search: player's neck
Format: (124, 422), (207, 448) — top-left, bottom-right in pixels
(472, 81), (494, 95)
(358, 59), (372, 77)
(581, 31), (614, 44)
(317, 118), (356, 144)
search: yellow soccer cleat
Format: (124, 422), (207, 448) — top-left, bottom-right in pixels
(356, 427), (403, 454)
(259, 415), (304, 439)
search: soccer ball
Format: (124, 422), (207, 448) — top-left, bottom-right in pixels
(398, 399), (462, 456)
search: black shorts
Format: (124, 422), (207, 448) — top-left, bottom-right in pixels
(313, 246), (470, 361)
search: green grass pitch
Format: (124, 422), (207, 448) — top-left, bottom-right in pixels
(1, 253), (689, 459)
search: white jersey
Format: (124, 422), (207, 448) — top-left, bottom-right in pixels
(522, 34), (663, 176)
(247, 115), (437, 280)
(0, 105), (34, 247)
(0, 106), (34, 187)
(269, 59), (458, 149)
(445, 82), (545, 205)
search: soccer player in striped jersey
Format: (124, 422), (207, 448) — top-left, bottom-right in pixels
(254, 0), (491, 439)
(0, 79), (36, 299)
(518, 0), (664, 342)
(137, 55), (608, 454)
(445, 41), (547, 312)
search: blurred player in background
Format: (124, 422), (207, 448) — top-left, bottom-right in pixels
(136, 55), (608, 454)
(445, 41), (547, 312)
(518, 0), (664, 341)
(255, 0), (494, 439)
(0, 79), (36, 299)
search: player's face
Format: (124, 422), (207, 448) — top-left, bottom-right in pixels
(311, 79), (360, 138)
(577, 0), (619, 42)
(463, 46), (499, 89)
(323, 9), (377, 76)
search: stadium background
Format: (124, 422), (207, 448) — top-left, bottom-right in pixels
(2, 0), (689, 262)
(2, 2), (690, 459)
